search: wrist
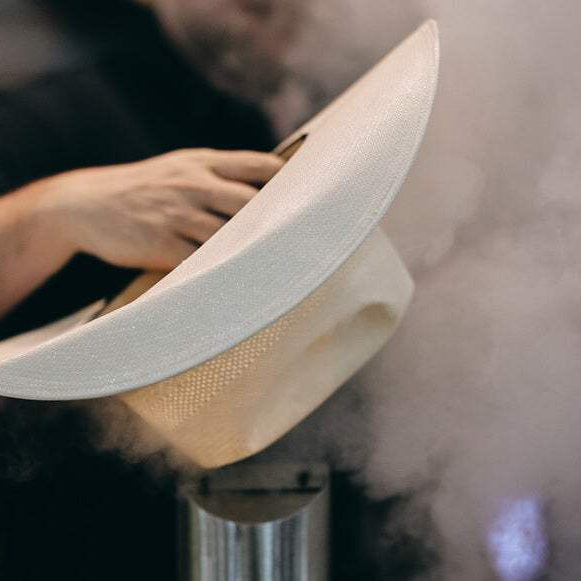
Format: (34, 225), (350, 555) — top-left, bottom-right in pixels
(12, 174), (79, 264)
(0, 176), (81, 317)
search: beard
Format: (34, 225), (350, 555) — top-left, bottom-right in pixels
(171, 24), (288, 101)
(148, 0), (301, 103)
(143, 0), (425, 134)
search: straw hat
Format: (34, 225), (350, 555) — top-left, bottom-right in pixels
(0, 21), (439, 467)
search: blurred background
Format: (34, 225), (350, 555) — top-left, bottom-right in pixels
(2, 1), (581, 580)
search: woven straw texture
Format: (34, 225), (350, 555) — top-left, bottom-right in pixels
(120, 229), (412, 467)
(0, 20), (439, 416)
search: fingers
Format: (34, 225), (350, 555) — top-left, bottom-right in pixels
(63, 148), (283, 273)
(149, 236), (198, 271)
(208, 150), (285, 184)
(159, 148), (284, 215)
(166, 148), (284, 184)
(197, 178), (260, 216)
(173, 210), (228, 244)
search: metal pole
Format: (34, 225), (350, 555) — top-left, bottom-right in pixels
(179, 463), (330, 581)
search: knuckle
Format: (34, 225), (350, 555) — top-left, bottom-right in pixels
(172, 148), (196, 158)
(163, 205), (185, 223)
(185, 210), (206, 228)
(156, 150), (188, 165)
(191, 147), (214, 160)
(162, 149), (208, 168)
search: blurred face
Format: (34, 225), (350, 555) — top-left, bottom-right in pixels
(149, 0), (304, 101)
(144, 0), (422, 135)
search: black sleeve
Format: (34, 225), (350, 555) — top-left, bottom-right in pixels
(0, 43), (276, 340)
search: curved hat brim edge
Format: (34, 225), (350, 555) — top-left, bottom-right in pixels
(0, 20), (439, 400)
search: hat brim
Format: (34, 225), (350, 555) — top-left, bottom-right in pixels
(0, 20), (439, 400)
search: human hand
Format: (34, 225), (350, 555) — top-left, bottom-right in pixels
(41, 148), (284, 271)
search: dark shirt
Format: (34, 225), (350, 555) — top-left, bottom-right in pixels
(0, 11), (432, 580)
(0, 28), (275, 340)
(0, 15), (275, 581)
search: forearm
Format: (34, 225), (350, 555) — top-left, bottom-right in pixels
(0, 149), (284, 320)
(0, 177), (74, 319)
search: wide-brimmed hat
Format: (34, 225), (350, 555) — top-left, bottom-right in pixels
(0, 21), (439, 467)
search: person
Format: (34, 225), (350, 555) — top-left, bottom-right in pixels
(0, 147), (283, 319)
(0, 1), (280, 342)
(0, 3), (280, 580)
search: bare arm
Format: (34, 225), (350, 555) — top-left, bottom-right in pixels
(0, 177), (74, 318)
(0, 149), (284, 319)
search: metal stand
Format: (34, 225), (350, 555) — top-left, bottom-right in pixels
(179, 463), (330, 581)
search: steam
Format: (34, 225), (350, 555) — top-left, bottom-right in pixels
(260, 1), (581, 578)
(93, 0), (581, 578)
(82, 398), (203, 484)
